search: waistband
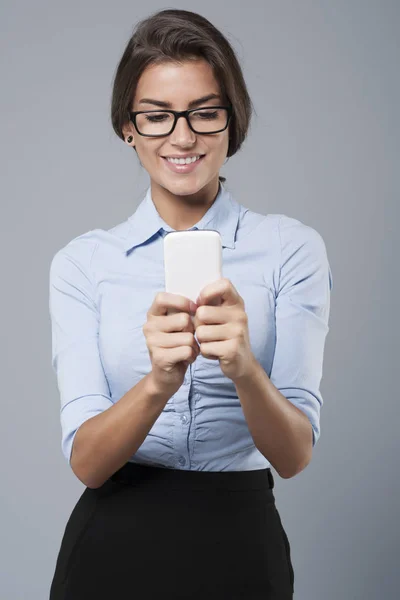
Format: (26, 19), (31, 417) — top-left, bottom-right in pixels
(110, 461), (275, 491)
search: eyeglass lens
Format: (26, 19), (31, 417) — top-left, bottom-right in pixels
(135, 108), (229, 135)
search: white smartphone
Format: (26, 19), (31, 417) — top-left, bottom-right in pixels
(164, 230), (223, 317)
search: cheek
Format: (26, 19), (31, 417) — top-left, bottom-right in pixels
(135, 141), (161, 164)
(207, 136), (229, 166)
(220, 133), (230, 158)
(205, 128), (229, 152)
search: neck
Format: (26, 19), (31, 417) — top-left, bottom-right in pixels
(150, 178), (221, 231)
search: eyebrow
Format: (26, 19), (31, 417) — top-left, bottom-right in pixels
(138, 93), (221, 109)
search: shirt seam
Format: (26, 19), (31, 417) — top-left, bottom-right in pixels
(277, 214), (283, 296)
(89, 240), (100, 310)
(60, 393), (113, 413)
(259, 215), (280, 297)
(87, 239), (112, 398)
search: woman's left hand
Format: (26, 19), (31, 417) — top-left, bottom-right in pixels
(193, 278), (257, 381)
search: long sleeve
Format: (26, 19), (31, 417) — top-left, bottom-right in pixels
(269, 216), (333, 447)
(49, 236), (113, 465)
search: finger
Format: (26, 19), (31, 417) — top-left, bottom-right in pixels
(197, 278), (239, 307)
(196, 323), (228, 343)
(150, 312), (194, 333)
(194, 305), (231, 326)
(150, 331), (197, 349)
(161, 345), (198, 366)
(199, 340), (228, 361)
(149, 292), (197, 317)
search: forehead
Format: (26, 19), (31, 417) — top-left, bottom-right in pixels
(135, 59), (220, 99)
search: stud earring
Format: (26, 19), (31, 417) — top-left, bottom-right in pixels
(127, 136), (133, 143)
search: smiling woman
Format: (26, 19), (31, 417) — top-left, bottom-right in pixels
(48, 8), (309, 600)
(109, 10), (253, 229)
(121, 59), (233, 224)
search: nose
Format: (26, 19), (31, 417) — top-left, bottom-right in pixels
(169, 114), (196, 146)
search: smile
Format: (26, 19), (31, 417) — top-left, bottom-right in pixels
(161, 155), (205, 173)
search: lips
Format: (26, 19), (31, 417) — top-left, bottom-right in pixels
(162, 154), (205, 159)
(161, 154), (205, 173)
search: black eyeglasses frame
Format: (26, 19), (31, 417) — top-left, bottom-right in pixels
(128, 105), (233, 137)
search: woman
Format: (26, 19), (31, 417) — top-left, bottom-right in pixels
(49, 8), (332, 599)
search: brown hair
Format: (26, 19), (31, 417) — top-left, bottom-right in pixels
(111, 9), (255, 184)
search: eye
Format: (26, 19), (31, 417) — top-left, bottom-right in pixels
(145, 113), (169, 123)
(197, 111), (219, 120)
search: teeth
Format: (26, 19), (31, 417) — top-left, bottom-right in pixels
(167, 155), (201, 165)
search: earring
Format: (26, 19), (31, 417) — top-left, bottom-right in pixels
(127, 136), (133, 143)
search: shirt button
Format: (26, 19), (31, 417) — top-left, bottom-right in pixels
(178, 456), (186, 466)
(181, 415), (188, 424)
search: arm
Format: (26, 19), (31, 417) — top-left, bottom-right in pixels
(71, 374), (170, 489)
(234, 359), (313, 479)
(49, 237), (171, 489)
(235, 216), (333, 479)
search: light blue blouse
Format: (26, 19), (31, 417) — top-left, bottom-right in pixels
(49, 182), (333, 471)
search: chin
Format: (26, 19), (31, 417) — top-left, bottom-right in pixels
(161, 176), (207, 196)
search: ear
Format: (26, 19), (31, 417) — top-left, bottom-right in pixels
(121, 121), (135, 146)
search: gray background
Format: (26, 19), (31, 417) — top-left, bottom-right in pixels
(1, 1), (398, 598)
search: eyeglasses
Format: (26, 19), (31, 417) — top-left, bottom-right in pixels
(129, 105), (233, 137)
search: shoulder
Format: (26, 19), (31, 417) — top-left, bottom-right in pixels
(236, 205), (281, 242)
(238, 208), (325, 251)
(237, 201), (323, 241)
(276, 215), (333, 292)
(277, 214), (328, 251)
(49, 218), (130, 274)
(49, 230), (99, 278)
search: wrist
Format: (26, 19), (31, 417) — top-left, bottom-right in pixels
(231, 355), (260, 385)
(144, 372), (173, 402)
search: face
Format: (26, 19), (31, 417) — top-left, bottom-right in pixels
(122, 59), (230, 203)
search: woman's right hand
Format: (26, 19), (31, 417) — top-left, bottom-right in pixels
(143, 292), (200, 397)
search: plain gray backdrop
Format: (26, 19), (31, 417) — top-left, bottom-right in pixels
(1, 1), (398, 598)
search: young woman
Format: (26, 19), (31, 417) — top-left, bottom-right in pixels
(49, 9), (332, 599)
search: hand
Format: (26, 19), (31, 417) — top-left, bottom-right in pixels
(143, 293), (200, 397)
(193, 278), (257, 381)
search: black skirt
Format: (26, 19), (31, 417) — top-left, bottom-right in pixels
(49, 462), (294, 599)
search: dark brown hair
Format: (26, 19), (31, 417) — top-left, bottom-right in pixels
(111, 9), (254, 183)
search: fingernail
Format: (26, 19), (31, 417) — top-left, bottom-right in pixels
(190, 301), (197, 314)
